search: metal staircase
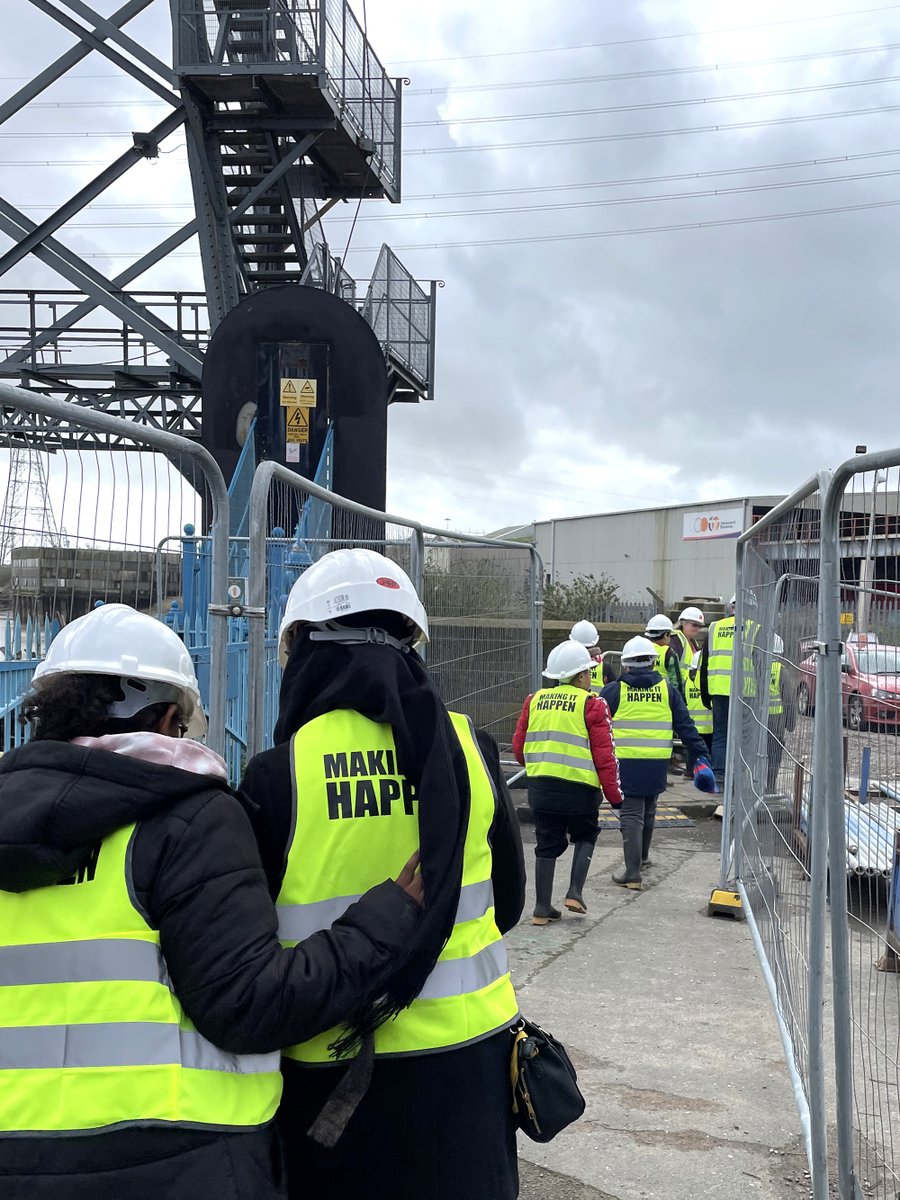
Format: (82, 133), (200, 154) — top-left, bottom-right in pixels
(0, 0), (436, 444)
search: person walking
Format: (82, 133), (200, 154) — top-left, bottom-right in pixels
(569, 618), (607, 692)
(684, 651), (714, 768)
(670, 607), (705, 671)
(699, 595), (759, 787)
(765, 635), (796, 793)
(241, 549), (525, 1200)
(602, 637), (711, 891)
(0, 604), (423, 1200)
(644, 614), (684, 697)
(514, 640), (622, 923)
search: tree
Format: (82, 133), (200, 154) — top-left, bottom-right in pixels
(543, 572), (619, 622)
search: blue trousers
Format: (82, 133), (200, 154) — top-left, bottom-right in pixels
(711, 695), (730, 780)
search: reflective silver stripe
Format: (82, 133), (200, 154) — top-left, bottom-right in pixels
(277, 893), (360, 942)
(524, 751), (597, 773)
(0, 1023), (278, 1075)
(417, 940), (509, 1002)
(612, 719), (672, 731)
(706, 668), (734, 676)
(613, 738), (673, 749)
(277, 878), (495, 943)
(0, 940), (168, 988)
(524, 730), (589, 750)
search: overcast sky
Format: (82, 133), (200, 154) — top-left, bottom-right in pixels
(0, 0), (898, 534)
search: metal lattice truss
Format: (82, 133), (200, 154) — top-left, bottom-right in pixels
(0, 0), (436, 444)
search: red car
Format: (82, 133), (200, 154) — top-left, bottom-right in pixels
(797, 640), (900, 730)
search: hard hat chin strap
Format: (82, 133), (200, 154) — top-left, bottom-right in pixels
(309, 626), (410, 653)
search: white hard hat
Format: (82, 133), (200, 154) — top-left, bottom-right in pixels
(569, 619), (599, 648)
(544, 640), (594, 681)
(621, 636), (659, 664)
(678, 606), (705, 624)
(644, 614), (673, 637)
(729, 594), (737, 607)
(32, 603), (206, 737)
(278, 548), (428, 666)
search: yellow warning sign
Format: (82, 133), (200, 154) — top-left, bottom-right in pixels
(285, 405), (310, 444)
(840, 612), (855, 626)
(280, 377), (317, 407)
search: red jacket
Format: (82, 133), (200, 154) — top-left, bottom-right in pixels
(513, 690), (623, 807)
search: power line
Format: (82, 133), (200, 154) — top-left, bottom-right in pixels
(406, 101), (900, 157)
(13, 37), (900, 109)
(12, 64), (899, 140)
(11, 147), (900, 210)
(404, 71), (900, 129)
(55, 194), (900, 258)
(56, 165), (900, 231)
(387, 4), (900, 65)
(10, 69), (900, 141)
(7, 98), (900, 169)
(341, 195), (900, 254)
(405, 40), (900, 96)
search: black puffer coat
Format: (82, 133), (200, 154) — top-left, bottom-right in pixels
(0, 741), (420, 1200)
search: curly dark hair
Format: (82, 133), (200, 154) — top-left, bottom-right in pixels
(21, 674), (173, 743)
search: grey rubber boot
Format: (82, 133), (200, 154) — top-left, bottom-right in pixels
(532, 857), (562, 925)
(564, 842), (594, 914)
(612, 822), (643, 890)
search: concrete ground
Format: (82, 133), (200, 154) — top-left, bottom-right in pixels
(506, 790), (814, 1200)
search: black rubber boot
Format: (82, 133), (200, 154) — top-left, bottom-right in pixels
(641, 811), (657, 866)
(532, 857), (562, 925)
(612, 821), (643, 890)
(564, 842), (594, 914)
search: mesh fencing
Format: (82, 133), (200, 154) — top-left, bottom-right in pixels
(245, 463), (541, 758)
(0, 384), (229, 754)
(728, 482), (828, 1188)
(826, 463), (900, 1199)
(730, 461), (900, 1199)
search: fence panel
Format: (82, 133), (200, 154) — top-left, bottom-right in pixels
(820, 456), (900, 1200)
(0, 384), (229, 753)
(728, 477), (830, 1200)
(245, 462), (542, 759)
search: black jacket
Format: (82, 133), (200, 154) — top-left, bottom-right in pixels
(601, 669), (709, 797)
(242, 727), (525, 934)
(0, 741), (421, 1200)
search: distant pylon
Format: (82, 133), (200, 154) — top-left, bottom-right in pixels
(0, 449), (66, 564)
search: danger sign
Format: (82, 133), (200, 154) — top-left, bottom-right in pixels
(280, 377), (317, 407)
(285, 405), (310, 444)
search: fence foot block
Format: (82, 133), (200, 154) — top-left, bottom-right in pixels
(875, 949), (900, 973)
(707, 888), (744, 920)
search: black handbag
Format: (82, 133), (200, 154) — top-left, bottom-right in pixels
(509, 1017), (586, 1143)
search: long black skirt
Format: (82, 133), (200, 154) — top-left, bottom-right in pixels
(279, 1029), (519, 1200)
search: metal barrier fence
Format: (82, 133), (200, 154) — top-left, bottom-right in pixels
(729, 455), (900, 1200)
(245, 461), (543, 760)
(0, 383), (230, 754)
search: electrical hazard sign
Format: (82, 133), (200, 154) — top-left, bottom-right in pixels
(285, 405), (310, 444)
(280, 377), (317, 407)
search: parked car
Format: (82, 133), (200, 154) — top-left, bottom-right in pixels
(796, 640), (900, 731)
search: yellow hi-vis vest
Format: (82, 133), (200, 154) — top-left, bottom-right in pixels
(612, 680), (674, 759)
(671, 629), (695, 671)
(685, 671), (714, 736)
(0, 823), (281, 1135)
(277, 710), (518, 1062)
(524, 685), (599, 787)
(769, 660), (784, 717)
(707, 617), (758, 698)
(590, 661), (604, 694)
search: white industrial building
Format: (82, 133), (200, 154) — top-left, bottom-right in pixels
(528, 496), (785, 605)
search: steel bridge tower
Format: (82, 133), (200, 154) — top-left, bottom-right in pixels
(0, 1), (436, 452)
